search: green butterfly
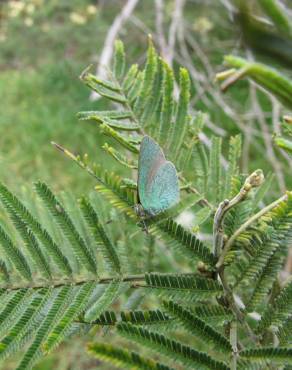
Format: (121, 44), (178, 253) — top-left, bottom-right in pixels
(136, 136), (180, 217)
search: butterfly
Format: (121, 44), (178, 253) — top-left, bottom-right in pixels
(136, 135), (180, 218)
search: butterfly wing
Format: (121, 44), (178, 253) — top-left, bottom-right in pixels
(138, 136), (179, 215)
(145, 161), (180, 215)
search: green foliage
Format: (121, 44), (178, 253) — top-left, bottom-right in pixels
(162, 300), (231, 352)
(240, 347), (292, 364)
(258, 278), (292, 332)
(144, 272), (222, 301)
(117, 322), (229, 370)
(258, 0), (291, 35)
(88, 342), (174, 370)
(222, 55), (292, 109)
(0, 39), (291, 370)
(35, 181), (98, 275)
(0, 182), (73, 277)
(79, 197), (121, 274)
(233, 192), (292, 310)
(149, 218), (216, 266)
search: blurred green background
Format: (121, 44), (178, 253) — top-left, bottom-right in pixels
(0, 0), (291, 368)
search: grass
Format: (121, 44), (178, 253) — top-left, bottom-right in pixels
(0, 61), (111, 194)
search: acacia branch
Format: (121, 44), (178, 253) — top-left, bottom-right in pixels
(216, 192), (288, 269)
(213, 169), (264, 258)
(0, 274), (146, 291)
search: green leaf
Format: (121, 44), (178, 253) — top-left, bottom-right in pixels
(158, 61), (174, 145)
(191, 304), (233, 325)
(235, 192), (292, 299)
(258, 279), (292, 332)
(0, 260), (9, 283)
(113, 40), (126, 81)
(88, 310), (117, 326)
(224, 56), (292, 109)
(134, 38), (158, 118)
(207, 136), (222, 204)
(8, 212), (52, 280)
(77, 110), (133, 121)
(121, 310), (175, 329)
(122, 64), (139, 92)
(163, 300), (232, 353)
(94, 169), (136, 219)
(258, 0), (291, 35)
(0, 290), (31, 338)
(16, 286), (73, 370)
(88, 342), (175, 370)
(240, 347), (292, 364)
(117, 323), (229, 370)
(274, 136), (292, 154)
(0, 182), (72, 277)
(35, 182), (97, 275)
(0, 225), (31, 282)
(43, 282), (94, 353)
(84, 280), (121, 322)
(278, 317), (292, 345)
(79, 197), (121, 274)
(169, 68), (191, 159)
(102, 143), (138, 169)
(248, 247), (287, 310)
(224, 135), (241, 199)
(144, 273), (222, 302)
(149, 219), (216, 266)
(0, 288), (51, 361)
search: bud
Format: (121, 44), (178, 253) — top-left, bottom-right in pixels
(244, 169), (264, 189)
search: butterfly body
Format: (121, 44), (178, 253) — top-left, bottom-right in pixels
(137, 136), (180, 216)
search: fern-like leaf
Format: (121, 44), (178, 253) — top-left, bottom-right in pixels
(8, 212), (52, 280)
(84, 280), (121, 322)
(240, 347), (292, 364)
(42, 282), (94, 353)
(0, 288), (51, 361)
(121, 309), (175, 329)
(258, 278), (292, 332)
(34, 182), (97, 275)
(163, 300), (232, 353)
(207, 136), (222, 204)
(235, 192), (292, 304)
(16, 286), (73, 370)
(0, 225), (31, 281)
(0, 290), (31, 338)
(113, 40), (126, 82)
(117, 322), (229, 370)
(144, 273), (222, 301)
(149, 219), (216, 266)
(88, 342), (175, 370)
(278, 317), (292, 345)
(0, 182), (72, 276)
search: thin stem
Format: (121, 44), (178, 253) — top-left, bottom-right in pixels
(216, 193), (288, 269)
(219, 268), (259, 344)
(230, 321), (238, 370)
(0, 274), (145, 291)
(52, 142), (108, 186)
(220, 66), (249, 92)
(213, 169), (264, 259)
(213, 199), (230, 257)
(213, 171), (264, 346)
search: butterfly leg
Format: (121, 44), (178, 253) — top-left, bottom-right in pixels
(141, 218), (149, 234)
